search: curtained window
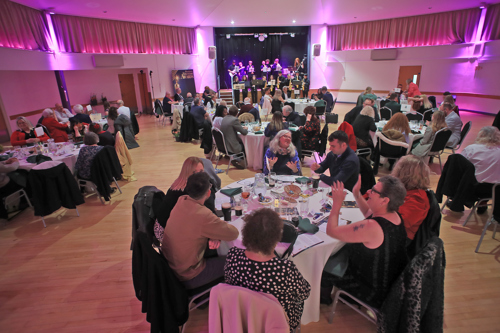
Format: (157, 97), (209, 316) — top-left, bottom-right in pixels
(481, 3), (500, 42)
(51, 14), (196, 54)
(0, 0), (50, 51)
(327, 8), (481, 51)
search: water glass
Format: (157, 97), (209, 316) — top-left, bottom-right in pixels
(276, 180), (283, 190)
(269, 172), (276, 188)
(299, 197), (309, 216)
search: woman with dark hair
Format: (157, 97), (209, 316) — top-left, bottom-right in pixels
(224, 208), (311, 331)
(263, 130), (300, 175)
(321, 176), (408, 306)
(89, 123), (115, 147)
(301, 106), (320, 151)
(74, 132), (104, 180)
(264, 111), (288, 139)
(212, 105), (227, 130)
(70, 118), (88, 142)
(108, 106), (139, 149)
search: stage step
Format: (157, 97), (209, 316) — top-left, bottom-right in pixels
(219, 90), (234, 106)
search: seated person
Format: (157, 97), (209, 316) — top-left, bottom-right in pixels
(311, 130), (360, 190)
(11, 116), (49, 146)
(212, 105), (227, 130)
(72, 104), (92, 124)
(321, 176), (408, 307)
(411, 110), (447, 157)
(391, 156), (431, 240)
(0, 157), (23, 219)
(74, 132), (104, 180)
(352, 106), (377, 148)
(344, 98), (379, 124)
(382, 113), (411, 143)
(161, 172), (239, 290)
(271, 89), (285, 113)
(321, 86), (335, 112)
(190, 97), (209, 128)
(88, 123), (115, 147)
(155, 156), (216, 241)
(220, 106), (248, 168)
(440, 94), (459, 116)
(265, 111), (288, 139)
(461, 126), (500, 214)
(225, 208), (311, 331)
(282, 105), (301, 127)
(238, 97), (253, 115)
(70, 118), (88, 142)
(248, 106), (261, 123)
(443, 103), (462, 148)
(41, 108), (69, 143)
(54, 103), (73, 123)
(360, 86), (378, 104)
(410, 100), (423, 115)
(263, 130), (300, 176)
(300, 106), (320, 151)
(384, 93), (401, 115)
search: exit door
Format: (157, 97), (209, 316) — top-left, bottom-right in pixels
(398, 66), (421, 89)
(118, 74), (138, 114)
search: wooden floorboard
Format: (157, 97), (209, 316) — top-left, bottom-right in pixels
(0, 103), (499, 332)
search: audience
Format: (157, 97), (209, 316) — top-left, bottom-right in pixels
(321, 86), (335, 112)
(352, 106), (377, 149)
(391, 156), (431, 240)
(411, 110), (447, 157)
(282, 105), (301, 127)
(54, 103), (73, 123)
(41, 108), (69, 142)
(410, 100), (423, 114)
(70, 118), (88, 142)
(238, 97), (253, 115)
(263, 130), (300, 176)
(161, 172), (239, 290)
(190, 98), (208, 128)
(224, 208), (311, 330)
(202, 86), (214, 106)
(321, 176), (408, 307)
(212, 105), (227, 130)
(185, 92), (194, 106)
(344, 98), (379, 124)
(271, 89), (285, 113)
(162, 92), (173, 115)
(220, 106), (247, 168)
(11, 116), (49, 146)
(108, 107), (139, 149)
(72, 104), (92, 124)
(117, 100), (131, 118)
(301, 106), (320, 151)
(384, 93), (401, 115)
(442, 103), (463, 148)
(74, 132), (104, 180)
(0, 156), (22, 219)
(265, 111), (288, 139)
(382, 113), (411, 143)
(311, 131), (360, 190)
(88, 123), (115, 147)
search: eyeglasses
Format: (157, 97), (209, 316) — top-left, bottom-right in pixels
(370, 186), (385, 197)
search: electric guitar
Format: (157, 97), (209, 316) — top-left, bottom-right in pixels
(229, 66), (240, 77)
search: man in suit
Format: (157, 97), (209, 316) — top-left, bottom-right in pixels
(443, 103), (463, 147)
(310, 130), (360, 191)
(282, 105), (301, 127)
(321, 86), (335, 113)
(220, 106), (248, 168)
(384, 93), (401, 115)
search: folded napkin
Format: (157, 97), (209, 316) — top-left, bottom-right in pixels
(220, 187), (242, 197)
(26, 154), (53, 164)
(253, 131), (263, 135)
(0, 153), (13, 161)
(298, 217), (319, 234)
(295, 176), (310, 184)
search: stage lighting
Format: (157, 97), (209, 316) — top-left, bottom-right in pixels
(226, 34), (231, 39)
(479, 2), (486, 8)
(264, 33), (268, 38)
(258, 35), (265, 42)
(254, 34), (258, 38)
(290, 33), (295, 37)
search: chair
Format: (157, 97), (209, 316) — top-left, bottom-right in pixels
(27, 161), (84, 227)
(373, 132), (409, 175)
(475, 183), (500, 252)
(298, 114), (306, 126)
(275, 221), (298, 259)
(406, 112), (423, 122)
(379, 106), (392, 120)
(358, 156), (375, 195)
(423, 109), (433, 122)
(284, 101), (295, 111)
(316, 105), (326, 122)
(238, 112), (254, 123)
(426, 128), (452, 172)
(428, 95), (437, 108)
(212, 128), (247, 174)
(209, 283), (290, 333)
(445, 121), (471, 154)
(3, 188), (33, 219)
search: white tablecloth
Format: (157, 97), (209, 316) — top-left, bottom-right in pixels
(290, 99), (315, 114)
(216, 178), (365, 325)
(18, 150), (80, 173)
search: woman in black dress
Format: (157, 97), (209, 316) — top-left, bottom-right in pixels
(352, 106), (377, 148)
(271, 89), (284, 114)
(321, 176), (409, 307)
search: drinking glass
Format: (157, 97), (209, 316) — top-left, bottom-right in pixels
(276, 180), (283, 190)
(241, 185), (251, 212)
(299, 197), (309, 216)
(269, 172), (276, 188)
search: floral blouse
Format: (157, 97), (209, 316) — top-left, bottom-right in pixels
(75, 145), (104, 179)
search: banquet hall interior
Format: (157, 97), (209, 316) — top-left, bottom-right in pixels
(1, 0), (500, 332)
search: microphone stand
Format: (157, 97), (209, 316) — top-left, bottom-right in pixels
(149, 70), (155, 115)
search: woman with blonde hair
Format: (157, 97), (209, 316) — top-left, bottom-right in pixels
(271, 88), (284, 113)
(352, 106), (377, 148)
(264, 111), (288, 139)
(362, 86), (378, 103)
(11, 116), (50, 146)
(411, 110), (447, 157)
(263, 129), (300, 175)
(382, 113), (411, 143)
(391, 155), (431, 240)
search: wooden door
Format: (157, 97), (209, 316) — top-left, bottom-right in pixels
(398, 66), (422, 88)
(137, 73), (152, 114)
(118, 74), (138, 113)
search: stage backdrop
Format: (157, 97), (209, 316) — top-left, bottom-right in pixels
(172, 69), (196, 98)
(215, 26), (310, 89)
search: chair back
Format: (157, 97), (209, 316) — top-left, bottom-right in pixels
(406, 113), (423, 122)
(429, 128), (452, 154)
(318, 123), (329, 156)
(454, 121), (471, 149)
(284, 101), (295, 111)
(380, 107), (392, 120)
(208, 284), (289, 333)
(376, 132), (409, 158)
(316, 106), (326, 116)
(154, 99), (163, 115)
(298, 114), (307, 126)
(277, 221), (298, 259)
(358, 156), (375, 195)
(428, 96), (437, 108)
(91, 146), (123, 201)
(379, 99), (388, 108)
(212, 128), (229, 155)
(238, 112), (255, 123)
(423, 110), (433, 122)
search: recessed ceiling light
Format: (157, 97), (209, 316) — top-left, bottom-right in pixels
(103, 10), (107, 13)
(231, 21), (234, 24)
(293, 20), (296, 23)
(428, 7), (432, 9)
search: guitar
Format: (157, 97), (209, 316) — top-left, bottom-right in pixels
(229, 66), (240, 77)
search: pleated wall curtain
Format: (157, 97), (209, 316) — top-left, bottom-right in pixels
(481, 3), (500, 42)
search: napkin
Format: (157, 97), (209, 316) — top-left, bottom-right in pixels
(295, 176), (310, 184)
(0, 153), (13, 161)
(26, 154), (53, 164)
(253, 131), (263, 135)
(298, 217), (319, 234)
(220, 187), (242, 197)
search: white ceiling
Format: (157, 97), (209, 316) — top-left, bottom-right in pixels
(13, 0), (486, 27)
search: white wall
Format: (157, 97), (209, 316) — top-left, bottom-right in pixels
(0, 26), (217, 134)
(309, 25), (500, 114)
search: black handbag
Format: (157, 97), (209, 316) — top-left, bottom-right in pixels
(325, 113), (339, 124)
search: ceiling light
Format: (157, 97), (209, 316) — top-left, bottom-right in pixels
(264, 33), (268, 38)
(258, 35), (265, 42)
(254, 33), (258, 38)
(290, 33), (295, 37)
(293, 20), (296, 23)
(231, 21), (234, 24)
(479, 2), (486, 8)
(226, 34), (231, 39)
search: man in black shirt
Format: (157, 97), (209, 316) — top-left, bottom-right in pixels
(384, 93), (401, 115)
(174, 88), (184, 104)
(302, 74), (310, 99)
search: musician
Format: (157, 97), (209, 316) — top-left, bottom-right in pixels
(233, 76), (241, 104)
(268, 74), (276, 96)
(301, 74), (310, 99)
(238, 62), (246, 80)
(246, 61), (255, 78)
(228, 60), (237, 77)
(250, 74), (258, 104)
(241, 75), (249, 100)
(277, 72), (285, 90)
(272, 58), (282, 77)
(261, 60), (270, 80)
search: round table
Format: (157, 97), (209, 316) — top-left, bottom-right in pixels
(290, 99), (315, 114)
(216, 177), (365, 325)
(16, 149), (80, 174)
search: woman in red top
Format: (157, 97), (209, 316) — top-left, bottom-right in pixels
(391, 155), (431, 240)
(41, 108), (69, 143)
(10, 116), (50, 146)
(406, 78), (421, 98)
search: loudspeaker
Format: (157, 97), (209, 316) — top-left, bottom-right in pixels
(208, 46), (216, 60)
(313, 44), (321, 57)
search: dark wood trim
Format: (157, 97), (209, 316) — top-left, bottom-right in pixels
(324, 89), (500, 100)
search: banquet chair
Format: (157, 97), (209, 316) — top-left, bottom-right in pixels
(406, 113), (423, 122)
(238, 112), (254, 123)
(209, 283), (291, 333)
(3, 188), (32, 219)
(475, 183), (500, 252)
(445, 121), (471, 154)
(423, 109), (433, 122)
(315, 105), (326, 122)
(373, 132), (409, 175)
(425, 128), (452, 172)
(284, 101), (295, 111)
(27, 161), (84, 227)
(379, 107), (392, 120)
(428, 96), (437, 108)
(212, 128), (247, 174)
